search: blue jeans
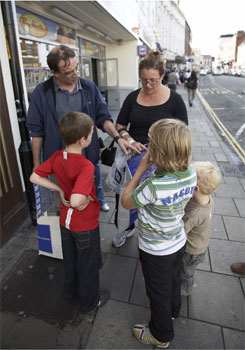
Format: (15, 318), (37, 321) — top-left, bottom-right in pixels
(181, 251), (206, 294)
(60, 225), (102, 313)
(94, 161), (106, 206)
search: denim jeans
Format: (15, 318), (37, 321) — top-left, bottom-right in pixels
(94, 161), (106, 206)
(187, 88), (196, 105)
(181, 250), (206, 294)
(60, 225), (102, 312)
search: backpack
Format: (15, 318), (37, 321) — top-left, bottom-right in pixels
(187, 79), (195, 89)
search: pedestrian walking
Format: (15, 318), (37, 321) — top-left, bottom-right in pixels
(185, 70), (198, 107)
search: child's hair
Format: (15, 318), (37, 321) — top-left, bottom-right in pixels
(59, 112), (94, 146)
(191, 161), (221, 195)
(148, 118), (192, 171)
(139, 50), (164, 76)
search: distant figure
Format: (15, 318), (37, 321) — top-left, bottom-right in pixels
(181, 162), (221, 296)
(121, 118), (197, 348)
(168, 68), (178, 91)
(30, 112), (110, 313)
(185, 70), (198, 107)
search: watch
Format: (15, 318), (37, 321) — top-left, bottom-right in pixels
(114, 135), (123, 143)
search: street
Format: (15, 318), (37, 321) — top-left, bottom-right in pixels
(197, 74), (245, 164)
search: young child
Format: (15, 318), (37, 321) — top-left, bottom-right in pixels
(121, 118), (197, 348)
(181, 161), (221, 296)
(30, 111), (110, 313)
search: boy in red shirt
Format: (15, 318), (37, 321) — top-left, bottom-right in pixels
(30, 111), (109, 313)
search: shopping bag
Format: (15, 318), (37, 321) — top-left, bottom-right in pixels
(105, 147), (127, 195)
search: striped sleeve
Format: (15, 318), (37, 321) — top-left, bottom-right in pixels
(131, 178), (156, 208)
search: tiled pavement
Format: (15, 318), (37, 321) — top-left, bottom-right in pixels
(1, 86), (244, 349)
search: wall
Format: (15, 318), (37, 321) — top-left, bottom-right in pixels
(106, 40), (138, 89)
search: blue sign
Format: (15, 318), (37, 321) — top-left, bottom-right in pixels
(138, 45), (147, 57)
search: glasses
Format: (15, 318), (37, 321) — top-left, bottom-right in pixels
(140, 77), (161, 85)
(63, 64), (80, 79)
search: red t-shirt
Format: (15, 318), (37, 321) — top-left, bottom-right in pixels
(35, 150), (100, 232)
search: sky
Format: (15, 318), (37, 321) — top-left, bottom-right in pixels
(179, 0), (245, 56)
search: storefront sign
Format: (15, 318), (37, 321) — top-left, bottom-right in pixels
(81, 39), (105, 58)
(137, 45), (147, 57)
(16, 6), (76, 46)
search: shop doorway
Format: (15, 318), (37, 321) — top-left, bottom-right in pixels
(0, 63), (28, 246)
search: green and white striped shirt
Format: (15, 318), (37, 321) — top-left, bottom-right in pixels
(132, 167), (197, 256)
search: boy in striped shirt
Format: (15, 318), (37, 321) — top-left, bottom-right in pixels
(121, 118), (197, 348)
(30, 111), (109, 313)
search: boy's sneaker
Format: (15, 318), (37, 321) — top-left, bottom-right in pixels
(97, 289), (110, 308)
(133, 324), (169, 348)
(112, 228), (136, 248)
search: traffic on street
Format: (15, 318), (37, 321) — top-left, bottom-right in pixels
(197, 73), (245, 164)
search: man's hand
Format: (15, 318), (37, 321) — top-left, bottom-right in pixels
(117, 138), (140, 155)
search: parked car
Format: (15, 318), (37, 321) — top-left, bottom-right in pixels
(228, 69), (237, 76)
(212, 68), (223, 76)
(241, 70), (245, 78)
(200, 69), (207, 76)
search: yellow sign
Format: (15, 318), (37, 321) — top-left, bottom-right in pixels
(20, 14), (47, 38)
(84, 41), (95, 56)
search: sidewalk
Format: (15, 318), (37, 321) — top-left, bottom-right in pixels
(1, 86), (244, 349)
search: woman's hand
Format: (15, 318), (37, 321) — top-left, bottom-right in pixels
(130, 141), (147, 153)
(76, 195), (94, 211)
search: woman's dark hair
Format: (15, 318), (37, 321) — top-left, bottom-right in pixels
(190, 70), (197, 79)
(139, 50), (164, 76)
(47, 45), (76, 72)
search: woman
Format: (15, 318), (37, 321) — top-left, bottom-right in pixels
(185, 70), (198, 107)
(112, 50), (188, 248)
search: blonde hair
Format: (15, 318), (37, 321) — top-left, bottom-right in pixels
(148, 118), (192, 171)
(191, 162), (221, 195)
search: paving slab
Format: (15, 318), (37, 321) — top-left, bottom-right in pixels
(213, 198), (239, 216)
(211, 215), (228, 239)
(117, 231), (139, 258)
(99, 222), (118, 254)
(215, 183), (245, 199)
(222, 327), (245, 350)
(223, 216), (245, 241)
(234, 198), (245, 217)
(85, 299), (152, 349)
(170, 318), (224, 349)
(100, 253), (137, 302)
(209, 238), (245, 275)
(1, 315), (59, 349)
(99, 203), (116, 223)
(188, 270), (244, 330)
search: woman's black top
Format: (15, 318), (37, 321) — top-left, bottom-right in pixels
(116, 88), (188, 145)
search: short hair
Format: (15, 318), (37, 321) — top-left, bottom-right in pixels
(191, 162), (221, 195)
(148, 118), (192, 171)
(47, 45), (76, 72)
(59, 112), (94, 146)
(139, 50), (164, 76)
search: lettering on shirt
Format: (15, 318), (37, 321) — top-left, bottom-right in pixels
(160, 186), (195, 206)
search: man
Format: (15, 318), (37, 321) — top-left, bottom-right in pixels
(26, 45), (136, 211)
(167, 68), (178, 91)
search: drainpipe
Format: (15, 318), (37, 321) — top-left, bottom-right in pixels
(1, 1), (37, 226)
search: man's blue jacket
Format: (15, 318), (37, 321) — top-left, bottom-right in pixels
(26, 76), (113, 165)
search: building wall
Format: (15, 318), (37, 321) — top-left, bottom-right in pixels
(106, 40), (138, 88)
